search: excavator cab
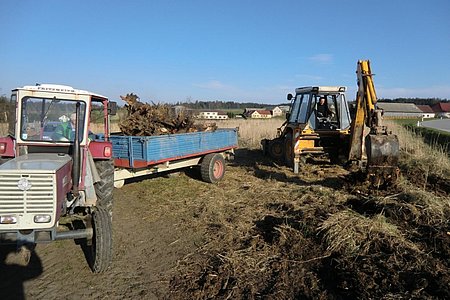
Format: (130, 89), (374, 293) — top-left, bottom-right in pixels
(263, 86), (352, 173)
(287, 87), (351, 131)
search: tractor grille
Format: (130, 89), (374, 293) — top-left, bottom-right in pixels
(0, 174), (55, 214)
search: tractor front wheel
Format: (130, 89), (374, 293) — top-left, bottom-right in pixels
(89, 207), (113, 273)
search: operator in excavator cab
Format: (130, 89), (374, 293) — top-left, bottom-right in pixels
(317, 96), (333, 118)
(316, 96), (334, 129)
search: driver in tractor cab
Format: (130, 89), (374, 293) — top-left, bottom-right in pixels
(52, 113), (95, 141)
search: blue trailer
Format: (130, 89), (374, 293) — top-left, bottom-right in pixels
(110, 128), (238, 187)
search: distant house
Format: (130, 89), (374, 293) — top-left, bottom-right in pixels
(278, 105), (291, 113)
(416, 105), (435, 119)
(197, 110), (228, 120)
(271, 106), (283, 117)
(244, 108), (265, 113)
(244, 110), (273, 119)
(376, 102), (423, 118)
(432, 102), (450, 118)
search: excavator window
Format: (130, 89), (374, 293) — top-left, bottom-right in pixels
(336, 94), (351, 129)
(289, 94), (310, 124)
(314, 95), (339, 130)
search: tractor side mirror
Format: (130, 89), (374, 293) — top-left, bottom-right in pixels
(287, 93), (293, 101)
(108, 101), (117, 115)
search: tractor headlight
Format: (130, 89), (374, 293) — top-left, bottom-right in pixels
(0, 215), (17, 224)
(34, 214), (51, 223)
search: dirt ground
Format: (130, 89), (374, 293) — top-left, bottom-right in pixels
(1, 148), (449, 299)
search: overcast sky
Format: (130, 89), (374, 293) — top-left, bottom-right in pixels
(1, 0), (449, 104)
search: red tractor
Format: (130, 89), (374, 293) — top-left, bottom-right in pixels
(0, 84), (117, 272)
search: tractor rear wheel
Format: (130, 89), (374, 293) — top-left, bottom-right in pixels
(89, 207), (113, 273)
(94, 159), (114, 216)
(201, 153), (226, 183)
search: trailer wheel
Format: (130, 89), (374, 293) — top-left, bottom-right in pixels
(201, 153), (225, 183)
(89, 207), (113, 273)
(94, 159), (114, 216)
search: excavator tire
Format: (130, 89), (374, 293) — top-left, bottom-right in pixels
(267, 138), (284, 161)
(284, 133), (294, 167)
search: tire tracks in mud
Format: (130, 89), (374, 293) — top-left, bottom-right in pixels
(2, 180), (203, 300)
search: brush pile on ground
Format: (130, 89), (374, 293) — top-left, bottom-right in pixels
(169, 128), (450, 299)
(119, 93), (217, 136)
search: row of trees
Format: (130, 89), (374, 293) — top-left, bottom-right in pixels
(176, 98), (450, 110)
(174, 100), (276, 110)
(378, 98), (449, 105)
(0, 96), (13, 122)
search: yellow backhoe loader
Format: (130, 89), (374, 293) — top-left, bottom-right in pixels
(262, 60), (399, 186)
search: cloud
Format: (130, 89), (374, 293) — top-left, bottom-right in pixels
(193, 80), (229, 90)
(308, 54), (333, 65)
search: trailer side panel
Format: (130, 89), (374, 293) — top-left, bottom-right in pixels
(110, 129), (238, 169)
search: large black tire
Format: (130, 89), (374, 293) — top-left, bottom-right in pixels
(94, 159), (114, 216)
(268, 138), (284, 161)
(201, 153), (226, 183)
(89, 207), (113, 273)
(284, 133), (294, 167)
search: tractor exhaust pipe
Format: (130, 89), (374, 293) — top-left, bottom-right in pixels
(72, 102), (81, 196)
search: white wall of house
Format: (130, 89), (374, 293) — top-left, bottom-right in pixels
(197, 111), (228, 119)
(271, 107), (283, 117)
(250, 111), (272, 119)
(422, 113), (435, 119)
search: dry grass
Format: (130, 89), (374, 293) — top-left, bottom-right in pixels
(1, 113), (448, 298)
(388, 121), (450, 177)
(168, 119), (450, 299)
(214, 118), (284, 149)
(0, 123), (8, 136)
(319, 209), (419, 257)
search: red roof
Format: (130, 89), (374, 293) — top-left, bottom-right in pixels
(432, 102), (450, 112)
(255, 110), (272, 115)
(416, 105), (434, 113)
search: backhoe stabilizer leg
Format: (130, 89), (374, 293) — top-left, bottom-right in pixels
(293, 157), (300, 174)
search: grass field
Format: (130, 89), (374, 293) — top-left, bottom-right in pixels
(1, 117), (449, 298)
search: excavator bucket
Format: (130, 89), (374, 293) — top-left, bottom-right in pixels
(365, 134), (400, 187)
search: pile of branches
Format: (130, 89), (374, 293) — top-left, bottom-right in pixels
(119, 93), (217, 136)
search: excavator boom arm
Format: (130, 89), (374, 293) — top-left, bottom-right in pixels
(348, 60), (399, 186)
